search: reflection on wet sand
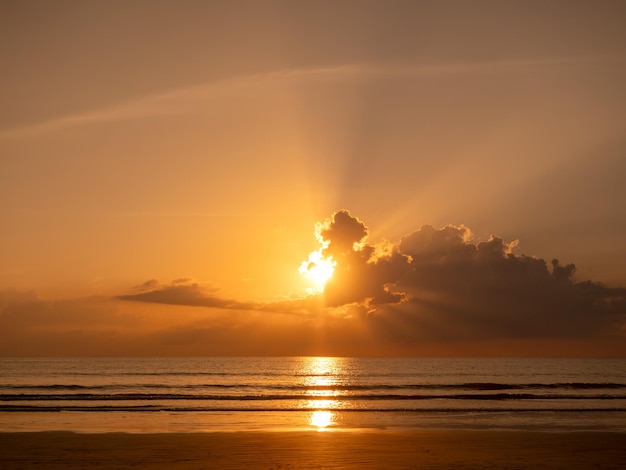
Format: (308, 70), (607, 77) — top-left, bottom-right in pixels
(310, 410), (334, 430)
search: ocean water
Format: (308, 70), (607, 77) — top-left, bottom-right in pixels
(1, 357), (625, 433)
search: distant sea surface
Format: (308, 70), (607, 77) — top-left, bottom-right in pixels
(1, 357), (625, 433)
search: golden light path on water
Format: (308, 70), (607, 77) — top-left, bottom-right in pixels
(302, 357), (342, 431)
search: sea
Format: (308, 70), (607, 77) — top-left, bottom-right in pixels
(1, 357), (625, 433)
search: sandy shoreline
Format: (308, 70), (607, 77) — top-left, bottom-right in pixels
(1, 430), (625, 469)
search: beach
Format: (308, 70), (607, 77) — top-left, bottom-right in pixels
(2, 430), (626, 469)
(3, 358), (625, 468)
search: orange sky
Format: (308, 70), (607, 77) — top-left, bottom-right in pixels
(1, 1), (625, 356)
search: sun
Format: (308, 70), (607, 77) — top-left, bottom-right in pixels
(299, 250), (335, 293)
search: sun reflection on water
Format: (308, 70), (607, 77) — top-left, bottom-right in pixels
(310, 410), (334, 430)
(307, 398), (340, 409)
(301, 357), (344, 430)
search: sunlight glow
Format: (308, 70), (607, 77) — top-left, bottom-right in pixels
(310, 410), (334, 430)
(299, 250), (336, 293)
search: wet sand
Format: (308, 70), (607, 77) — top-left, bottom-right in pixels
(1, 430), (625, 469)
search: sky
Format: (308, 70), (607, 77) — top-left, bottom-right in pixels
(1, 0), (625, 356)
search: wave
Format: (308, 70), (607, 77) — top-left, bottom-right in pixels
(2, 405), (625, 413)
(3, 392), (626, 402)
(4, 382), (625, 392)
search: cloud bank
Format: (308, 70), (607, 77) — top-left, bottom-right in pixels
(117, 210), (626, 345)
(2, 210), (624, 356)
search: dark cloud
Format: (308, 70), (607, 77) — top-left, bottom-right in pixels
(118, 280), (255, 310)
(313, 211), (626, 341)
(117, 279), (330, 319)
(314, 210), (410, 307)
(319, 209), (369, 257)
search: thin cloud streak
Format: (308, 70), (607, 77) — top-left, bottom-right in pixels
(117, 279), (326, 317)
(2, 55), (616, 141)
